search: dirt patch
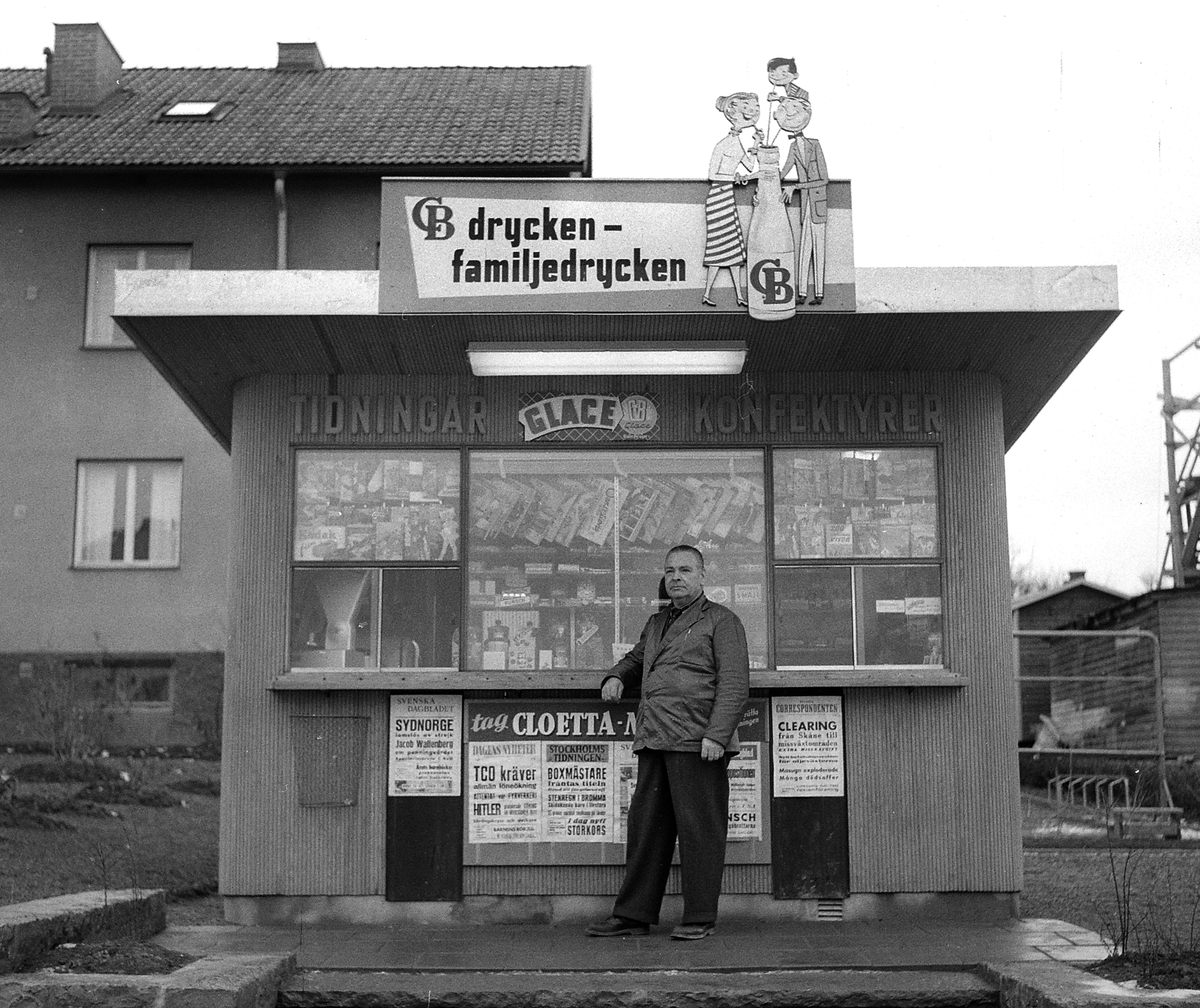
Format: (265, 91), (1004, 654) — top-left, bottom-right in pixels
(8, 760), (123, 784)
(75, 781), (181, 807)
(21, 940), (198, 975)
(1089, 953), (1200, 990)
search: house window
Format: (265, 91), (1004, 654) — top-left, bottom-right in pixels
(84, 245), (191, 347)
(64, 659), (174, 711)
(74, 461), (183, 568)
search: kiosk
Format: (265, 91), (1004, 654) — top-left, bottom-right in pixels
(115, 175), (1118, 924)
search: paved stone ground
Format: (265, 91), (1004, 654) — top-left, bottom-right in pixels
(155, 917), (1110, 970)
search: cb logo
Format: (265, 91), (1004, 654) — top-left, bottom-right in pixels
(412, 197), (455, 240)
(749, 259), (794, 305)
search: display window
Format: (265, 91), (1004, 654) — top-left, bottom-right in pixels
(287, 445), (943, 674)
(466, 449), (769, 672)
(290, 449), (462, 670)
(293, 450), (460, 561)
(772, 448), (943, 669)
(773, 448), (937, 559)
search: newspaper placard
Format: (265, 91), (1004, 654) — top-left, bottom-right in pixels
(544, 742), (613, 841)
(468, 740), (541, 842)
(387, 694), (462, 796)
(467, 700), (768, 844)
(467, 701), (637, 844)
(727, 741), (763, 840)
(772, 695), (844, 797)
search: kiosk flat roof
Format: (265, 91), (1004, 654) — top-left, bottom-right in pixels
(114, 264), (1118, 451)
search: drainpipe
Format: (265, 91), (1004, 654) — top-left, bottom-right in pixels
(274, 169), (288, 269)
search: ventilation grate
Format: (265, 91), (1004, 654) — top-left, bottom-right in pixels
(816, 899), (844, 921)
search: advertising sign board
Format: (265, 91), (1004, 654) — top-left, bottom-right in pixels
(380, 179), (854, 315)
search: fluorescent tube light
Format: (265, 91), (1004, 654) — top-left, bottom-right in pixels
(467, 342), (746, 376)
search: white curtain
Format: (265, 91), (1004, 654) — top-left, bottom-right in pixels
(77, 464), (117, 564)
(149, 463), (182, 564)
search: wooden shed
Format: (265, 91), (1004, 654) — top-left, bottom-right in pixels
(1049, 588), (1200, 757)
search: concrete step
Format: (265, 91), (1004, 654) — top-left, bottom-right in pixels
(280, 967), (1001, 1008)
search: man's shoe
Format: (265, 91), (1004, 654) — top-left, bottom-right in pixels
(585, 915), (650, 937)
(670, 922), (715, 940)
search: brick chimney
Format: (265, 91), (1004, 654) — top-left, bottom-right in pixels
(49, 23), (122, 114)
(1067, 570), (1086, 582)
(276, 42), (325, 72)
(0, 92), (38, 146)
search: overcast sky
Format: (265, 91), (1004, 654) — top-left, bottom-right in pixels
(6, 0), (1199, 596)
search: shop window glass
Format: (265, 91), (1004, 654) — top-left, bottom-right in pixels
(74, 460), (182, 568)
(466, 449), (768, 673)
(773, 448), (937, 559)
(294, 450), (460, 561)
(290, 450), (461, 671)
(290, 568), (378, 668)
(380, 568), (460, 668)
(773, 567), (854, 666)
(85, 245), (191, 347)
(857, 565), (943, 666)
(772, 447), (943, 669)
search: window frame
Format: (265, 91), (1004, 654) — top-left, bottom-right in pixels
(83, 244), (192, 349)
(72, 459), (184, 570)
(768, 445), (946, 671)
(289, 448), (464, 673)
(282, 442), (949, 682)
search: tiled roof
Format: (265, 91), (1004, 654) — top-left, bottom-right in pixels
(0, 65), (590, 169)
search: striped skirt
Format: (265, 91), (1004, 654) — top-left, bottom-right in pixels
(703, 182), (746, 267)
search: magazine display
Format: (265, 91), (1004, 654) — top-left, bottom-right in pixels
(467, 460), (769, 671)
(773, 449), (937, 560)
(294, 450), (460, 562)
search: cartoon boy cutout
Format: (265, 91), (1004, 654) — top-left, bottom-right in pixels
(774, 96), (828, 305)
(766, 57), (810, 107)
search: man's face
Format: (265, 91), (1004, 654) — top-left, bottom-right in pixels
(664, 550), (704, 606)
(774, 97), (811, 134)
(768, 65), (797, 86)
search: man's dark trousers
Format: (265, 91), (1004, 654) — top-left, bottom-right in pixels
(613, 748), (731, 925)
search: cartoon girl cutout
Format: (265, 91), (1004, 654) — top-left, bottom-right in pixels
(703, 92), (763, 307)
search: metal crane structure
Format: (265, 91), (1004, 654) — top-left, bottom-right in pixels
(1160, 337), (1200, 588)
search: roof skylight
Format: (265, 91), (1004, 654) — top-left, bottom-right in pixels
(161, 101), (222, 119)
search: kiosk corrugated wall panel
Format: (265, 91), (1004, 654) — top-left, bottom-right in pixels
(846, 374), (1022, 893)
(221, 378), (387, 896)
(225, 371), (1022, 897)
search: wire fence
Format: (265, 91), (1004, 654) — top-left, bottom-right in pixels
(1015, 629), (1179, 835)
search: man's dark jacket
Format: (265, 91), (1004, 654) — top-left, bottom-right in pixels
(606, 594), (749, 753)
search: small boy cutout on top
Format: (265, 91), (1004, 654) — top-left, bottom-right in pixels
(766, 57), (810, 107)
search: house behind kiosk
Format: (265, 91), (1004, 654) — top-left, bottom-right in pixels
(0, 23), (590, 752)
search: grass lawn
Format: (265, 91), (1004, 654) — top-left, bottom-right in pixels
(5, 757), (1200, 947)
(0, 755), (219, 907)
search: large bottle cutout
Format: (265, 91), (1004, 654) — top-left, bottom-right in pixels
(746, 144), (797, 321)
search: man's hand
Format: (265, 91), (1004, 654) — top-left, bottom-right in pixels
(601, 677), (624, 703)
(700, 738), (724, 761)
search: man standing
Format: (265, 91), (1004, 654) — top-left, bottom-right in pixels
(586, 545), (749, 940)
